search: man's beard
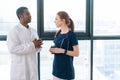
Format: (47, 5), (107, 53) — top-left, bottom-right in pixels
(28, 18), (31, 23)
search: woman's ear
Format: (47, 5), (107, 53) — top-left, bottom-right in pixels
(62, 19), (66, 23)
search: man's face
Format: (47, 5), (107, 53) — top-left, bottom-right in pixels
(20, 9), (31, 23)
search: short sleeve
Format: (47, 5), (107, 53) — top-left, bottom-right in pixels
(69, 31), (78, 46)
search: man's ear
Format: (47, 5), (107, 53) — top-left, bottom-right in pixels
(19, 14), (23, 19)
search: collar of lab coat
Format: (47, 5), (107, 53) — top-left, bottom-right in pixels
(18, 23), (31, 31)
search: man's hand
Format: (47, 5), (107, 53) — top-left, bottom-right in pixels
(33, 38), (43, 48)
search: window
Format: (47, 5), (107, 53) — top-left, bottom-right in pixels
(0, 0), (37, 40)
(94, 0), (120, 36)
(93, 0), (120, 80)
(40, 40), (91, 80)
(0, 0), (37, 80)
(38, 0), (90, 40)
(93, 40), (120, 80)
(39, 0), (91, 80)
(1, 0), (120, 80)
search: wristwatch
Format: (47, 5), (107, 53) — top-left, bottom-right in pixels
(64, 49), (67, 54)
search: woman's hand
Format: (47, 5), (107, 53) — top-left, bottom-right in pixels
(49, 47), (65, 54)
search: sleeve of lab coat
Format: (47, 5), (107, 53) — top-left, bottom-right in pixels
(31, 28), (42, 53)
(7, 28), (36, 55)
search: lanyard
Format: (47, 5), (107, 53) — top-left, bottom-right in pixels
(60, 35), (69, 50)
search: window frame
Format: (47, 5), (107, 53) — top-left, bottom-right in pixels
(37, 0), (90, 40)
(0, 35), (6, 40)
(1, 0), (120, 80)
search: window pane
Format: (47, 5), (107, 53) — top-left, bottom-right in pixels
(75, 40), (90, 80)
(94, 0), (120, 36)
(93, 40), (120, 80)
(0, 0), (37, 35)
(0, 41), (10, 80)
(40, 40), (90, 80)
(44, 0), (86, 32)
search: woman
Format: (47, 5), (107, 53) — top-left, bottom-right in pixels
(49, 11), (79, 80)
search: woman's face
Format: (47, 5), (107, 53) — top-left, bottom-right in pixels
(54, 15), (63, 28)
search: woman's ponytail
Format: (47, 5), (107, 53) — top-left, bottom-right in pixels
(68, 18), (74, 32)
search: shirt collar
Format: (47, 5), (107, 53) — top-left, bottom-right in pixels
(18, 23), (30, 30)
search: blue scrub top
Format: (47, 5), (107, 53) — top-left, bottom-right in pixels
(52, 30), (78, 79)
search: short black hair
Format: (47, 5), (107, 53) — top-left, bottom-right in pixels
(16, 6), (28, 19)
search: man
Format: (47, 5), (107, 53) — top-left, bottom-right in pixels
(7, 6), (42, 80)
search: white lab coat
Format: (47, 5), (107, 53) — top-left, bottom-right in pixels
(7, 23), (40, 80)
